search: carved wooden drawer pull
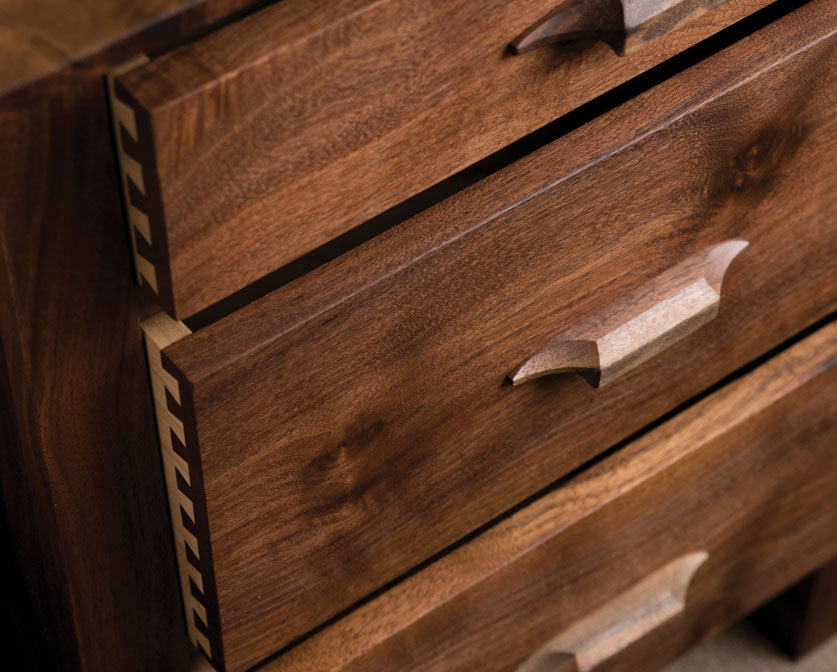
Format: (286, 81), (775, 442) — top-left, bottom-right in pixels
(509, 240), (747, 387)
(518, 552), (709, 672)
(511, 0), (728, 55)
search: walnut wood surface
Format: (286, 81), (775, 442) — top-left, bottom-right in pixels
(114, 0), (772, 318)
(508, 240), (747, 387)
(161, 5), (837, 670)
(0, 1), (266, 671)
(266, 320), (837, 672)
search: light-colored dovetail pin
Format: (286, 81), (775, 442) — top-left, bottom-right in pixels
(107, 55), (158, 293)
(141, 313), (212, 659)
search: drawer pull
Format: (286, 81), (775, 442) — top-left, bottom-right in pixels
(509, 240), (747, 387)
(511, 0), (724, 55)
(518, 552), (708, 672)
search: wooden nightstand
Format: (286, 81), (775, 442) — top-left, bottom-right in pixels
(1, 0), (834, 670)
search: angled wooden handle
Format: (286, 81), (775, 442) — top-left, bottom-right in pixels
(509, 240), (747, 388)
(510, 0), (725, 56)
(517, 552), (708, 672)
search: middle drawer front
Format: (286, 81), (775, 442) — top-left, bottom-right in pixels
(267, 318), (837, 672)
(159, 4), (836, 671)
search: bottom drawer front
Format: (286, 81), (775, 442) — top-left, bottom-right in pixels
(269, 320), (837, 672)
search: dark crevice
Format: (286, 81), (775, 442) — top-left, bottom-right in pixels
(185, 0), (810, 331)
(145, 0), (282, 60)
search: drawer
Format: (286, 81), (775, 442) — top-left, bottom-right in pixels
(264, 319), (837, 672)
(144, 4), (837, 671)
(110, 0), (776, 318)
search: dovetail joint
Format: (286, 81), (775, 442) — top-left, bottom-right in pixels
(142, 314), (212, 660)
(107, 56), (159, 294)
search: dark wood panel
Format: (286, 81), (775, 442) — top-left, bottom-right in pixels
(0, 1), (268, 671)
(266, 320), (837, 672)
(161, 4), (837, 670)
(113, 0), (774, 318)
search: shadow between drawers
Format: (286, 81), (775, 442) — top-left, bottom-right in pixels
(183, 0), (813, 334)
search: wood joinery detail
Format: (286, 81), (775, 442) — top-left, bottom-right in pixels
(108, 56), (175, 312)
(142, 313), (217, 663)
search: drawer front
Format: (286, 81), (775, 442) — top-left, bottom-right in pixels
(111, 0), (775, 318)
(266, 320), (837, 672)
(151, 4), (836, 671)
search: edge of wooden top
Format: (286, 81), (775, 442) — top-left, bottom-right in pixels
(0, 0), (182, 97)
(262, 319), (837, 672)
(162, 0), (837, 383)
(0, 0), (267, 101)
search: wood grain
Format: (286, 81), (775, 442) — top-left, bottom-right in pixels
(161, 4), (837, 670)
(114, 0), (773, 318)
(265, 319), (837, 672)
(509, 240), (747, 387)
(0, 1), (267, 671)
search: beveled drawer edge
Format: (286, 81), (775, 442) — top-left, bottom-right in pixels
(142, 313), (220, 664)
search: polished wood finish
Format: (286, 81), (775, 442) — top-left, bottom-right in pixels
(511, 0), (730, 55)
(267, 320), (837, 672)
(157, 5), (837, 670)
(509, 240), (747, 387)
(0, 1), (266, 671)
(112, 0), (773, 318)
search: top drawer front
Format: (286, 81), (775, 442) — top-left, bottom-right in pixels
(157, 4), (837, 670)
(113, 0), (772, 317)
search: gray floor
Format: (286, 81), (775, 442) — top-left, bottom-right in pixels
(665, 623), (837, 672)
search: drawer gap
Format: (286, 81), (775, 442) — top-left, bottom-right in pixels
(183, 0), (810, 333)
